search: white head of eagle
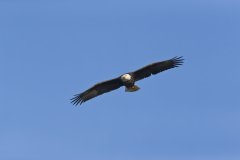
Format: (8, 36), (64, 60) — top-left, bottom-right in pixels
(120, 74), (131, 82)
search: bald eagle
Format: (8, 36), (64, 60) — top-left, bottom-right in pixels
(71, 56), (184, 105)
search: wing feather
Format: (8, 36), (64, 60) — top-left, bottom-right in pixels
(133, 56), (184, 81)
(71, 77), (123, 105)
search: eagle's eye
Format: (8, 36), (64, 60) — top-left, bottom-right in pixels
(121, 74), (131, 82)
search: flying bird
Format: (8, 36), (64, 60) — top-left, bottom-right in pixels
(71, 56), (184, 105)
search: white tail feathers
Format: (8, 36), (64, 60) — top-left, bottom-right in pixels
(125, 85), (140, 92)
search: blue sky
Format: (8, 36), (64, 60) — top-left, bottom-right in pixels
(1, 0), (240, 160)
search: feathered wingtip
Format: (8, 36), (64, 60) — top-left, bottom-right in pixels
(171, 56), (184, 67)
(70, 93), (84, 106)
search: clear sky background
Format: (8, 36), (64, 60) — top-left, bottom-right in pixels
(1, 0), (240, 160)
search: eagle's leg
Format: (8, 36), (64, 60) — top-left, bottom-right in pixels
(125, 85), (140, 92)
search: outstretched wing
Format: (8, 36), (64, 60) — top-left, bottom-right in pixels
(133, 56), (184, 81)
(71, 78), (123, 105)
